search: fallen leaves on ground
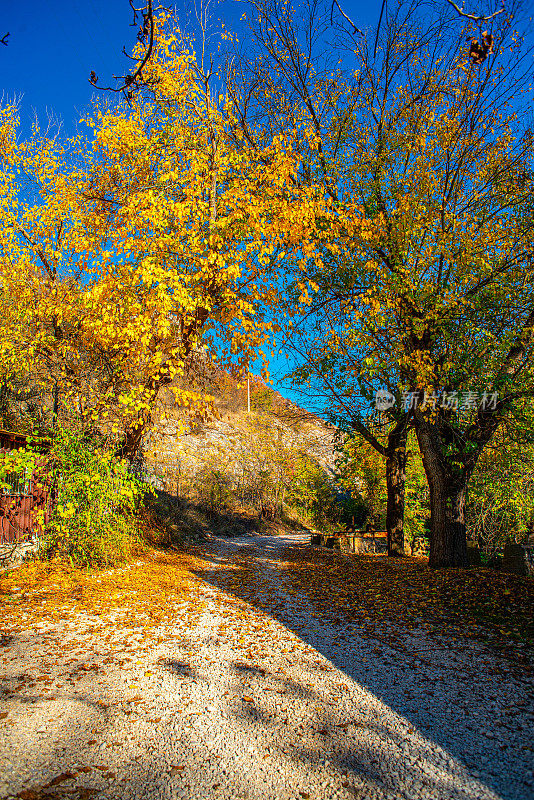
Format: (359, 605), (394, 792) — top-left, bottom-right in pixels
(198, 539), (533, 660)
(1, 531), (532, 665)
(0, 549), (206, 630)
(285, 547), (534, 647)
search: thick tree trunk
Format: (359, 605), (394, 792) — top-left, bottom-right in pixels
(120, 415), (150, 463)
(385, 423), (407, 556)
(52, 384), (59, 429)
(118, 369), (174, 463)
(415, 414), (469, 568)
(427, 472), (468, 567)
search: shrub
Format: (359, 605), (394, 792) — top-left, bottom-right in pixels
(286, 455), (343, 529)
(40, 427), (150, 567)
(196, 464), (234, 517)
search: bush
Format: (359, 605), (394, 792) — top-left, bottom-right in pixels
(467, 430), (534, 556)
(251, 387), (275, 413)
(286, 455), (343, 529)
(40, 427), (150, 567)
(196, 464), (234, 517)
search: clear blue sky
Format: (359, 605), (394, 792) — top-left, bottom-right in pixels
(1, 0), (379, 137)
(1, 0), (140, 135)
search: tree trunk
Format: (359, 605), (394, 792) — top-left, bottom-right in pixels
(385, 422), (407, 556)
(120, 415), (149, 463)
(427, 473), (468, 568)
(52, 383), (59, 429)
(118, 366), (174, 462)
(415, 414), (469, 568)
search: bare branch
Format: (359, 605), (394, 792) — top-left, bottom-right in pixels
(1, 32), (9, 46)
(89, 0), (161, 101)
(373, 0), (387, 58)
(330, 0), (363, 35)
(445, 0), (505, 22)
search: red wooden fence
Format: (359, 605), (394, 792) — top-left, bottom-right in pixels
(0, 430), (51, 545)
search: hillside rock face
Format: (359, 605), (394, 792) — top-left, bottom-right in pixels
(142, 375), (338, 496)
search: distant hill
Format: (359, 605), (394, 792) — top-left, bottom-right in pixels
(143, 368), (338, 501)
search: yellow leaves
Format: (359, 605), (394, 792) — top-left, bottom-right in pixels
(0, 106), (22, 173)
(0, 548), (204, 630)
(94, 114), (149, 157)
(0, 17), (317, 444)
(57, 502), (76, 520)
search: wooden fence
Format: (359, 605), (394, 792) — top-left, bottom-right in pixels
(0, 429), (51, 545)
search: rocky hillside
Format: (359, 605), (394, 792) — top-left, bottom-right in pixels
(142, 370), (338, 501)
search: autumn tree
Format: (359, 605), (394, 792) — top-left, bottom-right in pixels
(347, 8), (534, 568)
(0, 104), (108, 434)
(310, 3), (534, 567)
(0, 16), (316, 458)
(232, 0), (534, 566)
(231, 0), (438, 555)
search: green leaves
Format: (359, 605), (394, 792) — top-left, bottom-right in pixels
(40, 426), (151, 568)
(0, 448), (36, 494)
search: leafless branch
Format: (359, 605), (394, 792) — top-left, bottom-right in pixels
(1, 32), (9, 46)
(330, 0), (363, 35)
(445, 0), (505, 22)
(373, 0), (387, 58)
(89, 0), (163, 101)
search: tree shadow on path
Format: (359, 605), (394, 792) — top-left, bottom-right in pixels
(192, 532), (534, 800)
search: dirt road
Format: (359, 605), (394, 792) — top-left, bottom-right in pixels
(1, 532), (532, 800)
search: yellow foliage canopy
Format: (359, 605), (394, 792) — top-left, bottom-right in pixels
(0, 18), (325, 454)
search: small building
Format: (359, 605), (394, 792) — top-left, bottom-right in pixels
(0, 429), (51, 545)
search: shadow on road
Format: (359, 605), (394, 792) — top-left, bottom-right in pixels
(191, 532), (533, 800)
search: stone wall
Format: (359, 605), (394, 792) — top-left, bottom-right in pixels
(0, 539), (40, 569)
(404, 537), (428, 557)
(503, 543), (534, 576)
(314, 532), (388, 554)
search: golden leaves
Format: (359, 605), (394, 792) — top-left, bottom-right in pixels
(0, 17), (340, 443)
(0, 549), (205, 629)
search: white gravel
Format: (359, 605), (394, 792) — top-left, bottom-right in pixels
(0, 532), (533, 800)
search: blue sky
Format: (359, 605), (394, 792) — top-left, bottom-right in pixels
(1, 0), (379, 137)
(2, 0), (139, 135)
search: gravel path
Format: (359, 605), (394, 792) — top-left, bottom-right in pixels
(1, 532), (533, 800)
